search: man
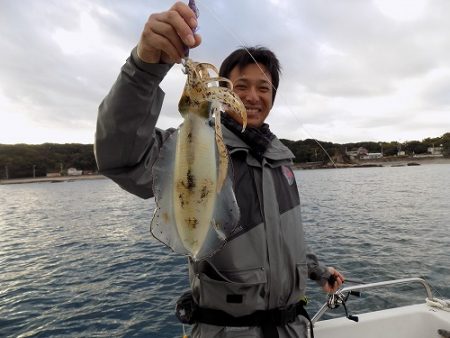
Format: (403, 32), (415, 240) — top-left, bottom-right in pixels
(95, 2), (344, 337)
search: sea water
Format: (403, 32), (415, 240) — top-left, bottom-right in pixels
(0, 164), (449, 337)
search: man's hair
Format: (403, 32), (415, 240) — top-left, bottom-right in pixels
(219, 46), (281, 103)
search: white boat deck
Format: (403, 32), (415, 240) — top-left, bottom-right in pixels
(311, 278), (450, 338)
(314, 303), (450, 338)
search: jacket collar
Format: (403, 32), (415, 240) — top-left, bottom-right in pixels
(222, 125), (295, 161)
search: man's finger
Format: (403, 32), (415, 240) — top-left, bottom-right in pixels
(150, 18), (186, 59)
(168, 2), (198, 47)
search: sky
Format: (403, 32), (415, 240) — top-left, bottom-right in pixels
(0, 0), (449, 145)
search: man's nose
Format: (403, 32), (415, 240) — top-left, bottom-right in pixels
(244, 86), (259, 102)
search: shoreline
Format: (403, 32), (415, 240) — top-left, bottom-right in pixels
(0, 174), (107, 185)
(294, 156), (450, 169)
(1, 157), (449, 184)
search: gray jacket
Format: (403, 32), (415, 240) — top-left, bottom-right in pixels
(95, 48), (330, 338)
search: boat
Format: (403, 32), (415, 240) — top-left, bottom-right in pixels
(312, 278), (450, 338)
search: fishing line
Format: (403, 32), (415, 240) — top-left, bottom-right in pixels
(196, 0), (337, 167)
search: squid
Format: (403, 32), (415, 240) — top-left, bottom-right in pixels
(150, 57), (247, 260)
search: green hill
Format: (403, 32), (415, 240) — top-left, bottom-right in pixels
(1, 132), (449, 179)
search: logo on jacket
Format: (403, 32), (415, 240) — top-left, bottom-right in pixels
(281, 165), (295, 186)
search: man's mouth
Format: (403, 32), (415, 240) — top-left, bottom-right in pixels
(245, 107), (261, 115)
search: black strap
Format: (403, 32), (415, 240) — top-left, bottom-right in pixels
(195, 300), (314, 338)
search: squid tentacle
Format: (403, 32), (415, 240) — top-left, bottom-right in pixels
(205, 87), (247, 131)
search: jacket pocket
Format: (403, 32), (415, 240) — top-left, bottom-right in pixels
(195, 267), (267, 317)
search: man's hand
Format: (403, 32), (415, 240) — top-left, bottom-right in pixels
(322, 267), (345, 293)
(137, 1), (202, 64)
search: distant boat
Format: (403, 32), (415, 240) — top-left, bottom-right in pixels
(407, 162), (421, 166)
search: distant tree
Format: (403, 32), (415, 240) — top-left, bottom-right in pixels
(280, 139), (340, 163)
(440, 133), (450, 157)
(382, 142), (399, 156)
(404, 140), (428, 155)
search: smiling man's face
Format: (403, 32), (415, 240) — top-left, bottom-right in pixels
(228, 63), (273, 128)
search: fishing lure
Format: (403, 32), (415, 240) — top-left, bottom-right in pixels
(183, 0), (199, 57)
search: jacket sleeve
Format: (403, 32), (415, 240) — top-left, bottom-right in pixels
(94, 47), (175, 199)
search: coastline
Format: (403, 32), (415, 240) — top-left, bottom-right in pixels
(0, 174), (107, 185)
(294, 156), (450, 169)
(1, 157), (449, 184)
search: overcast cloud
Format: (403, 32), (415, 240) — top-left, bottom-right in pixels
(0, 0), (449, 144)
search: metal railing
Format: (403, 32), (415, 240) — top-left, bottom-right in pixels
(311, 277), (434, 325)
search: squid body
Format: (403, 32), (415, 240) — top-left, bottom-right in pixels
(151, 58), (247, 260)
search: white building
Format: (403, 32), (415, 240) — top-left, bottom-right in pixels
(361, 152), (383, 160)
(67, 168), (83, 176)
(346, 147), (370, 160)
(427, 146), (443, 155)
